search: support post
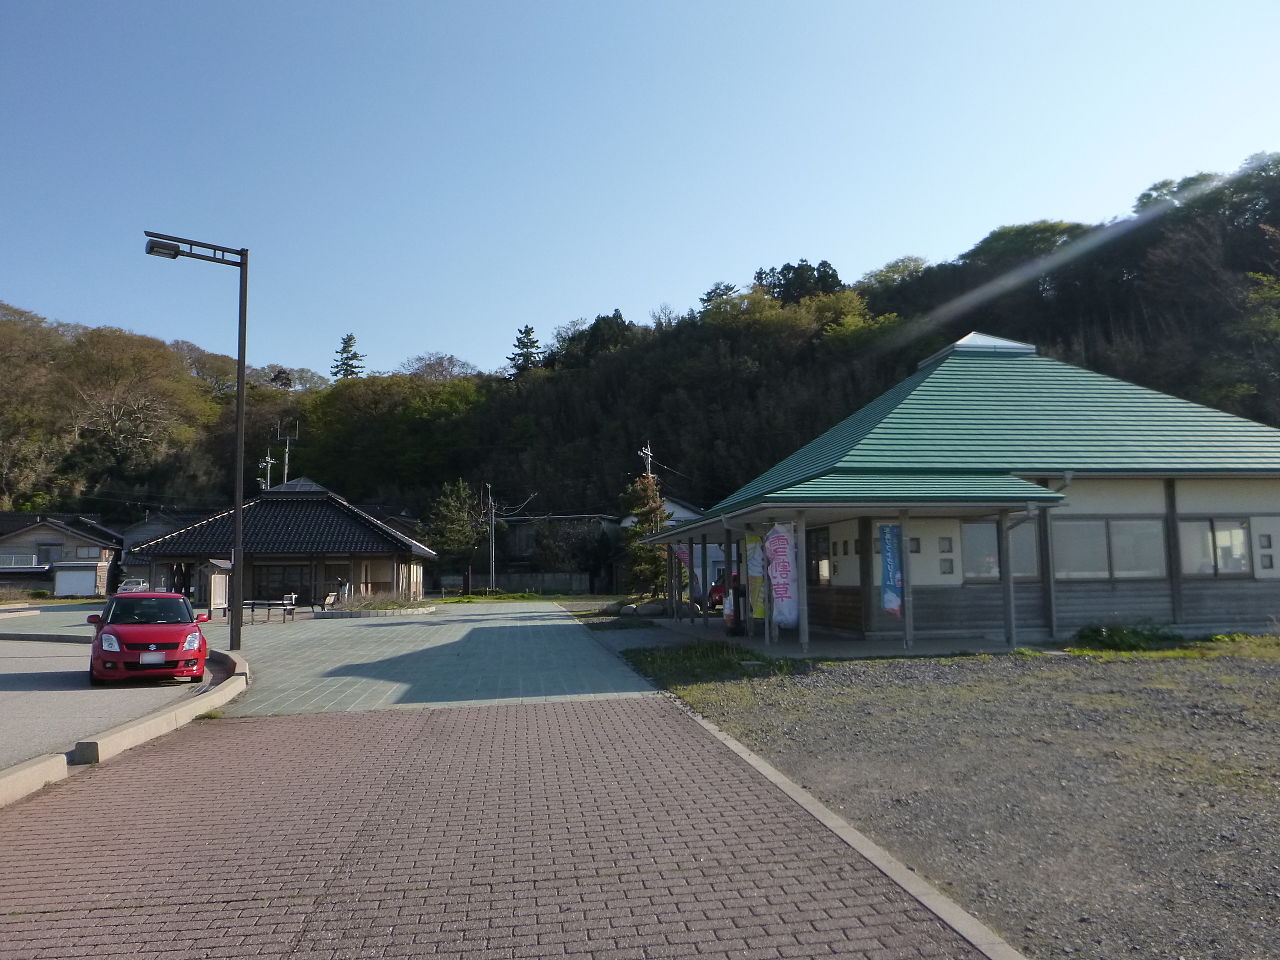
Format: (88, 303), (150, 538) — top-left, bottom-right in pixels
(998, 509), (1016, 647)
(899, 510), (913, 651)
(795, 512), (810, 653)
(1164, 479), (1183, 625)
(700, 534), (708, 628)
(1039, 506), (1057, 639)
(743, 526), (755, 640)
(858, 517), (874, 636)
(665, 545), (675, 619)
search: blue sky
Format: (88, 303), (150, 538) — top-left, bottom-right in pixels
(3, 1), (1278, 377)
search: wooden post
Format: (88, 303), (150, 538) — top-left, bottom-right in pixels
(1165, 479), (1183, 625)
(899, 510), (913, 651)
(700, 533), (709, 628)
(1039, 505), (1057, 639)
(858, 517), (874, 636)
(665, 545), (675, 619)
(796, 512), (810, 653)
(998, 509), (1016, 647)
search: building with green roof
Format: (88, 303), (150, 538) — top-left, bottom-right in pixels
(646, 333), (1280, 648)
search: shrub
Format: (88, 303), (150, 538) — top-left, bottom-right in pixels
(1072, 620), (1183, 651)
(29, 590), (50, 599)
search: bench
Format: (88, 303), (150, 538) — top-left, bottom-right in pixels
(313, 591), (338, 612)
(242, 595), (297, 623)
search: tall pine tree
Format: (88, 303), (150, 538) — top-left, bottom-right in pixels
(330, 333), (366, 379)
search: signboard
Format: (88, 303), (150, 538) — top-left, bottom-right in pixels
(746, 534), (766, 620)
(880, 524), (902, 617)
(765, 523), (799, 628)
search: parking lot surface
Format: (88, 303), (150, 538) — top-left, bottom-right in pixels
(0, 638), (202, 768)
(0, 696), (982, 960)
(222, 601), (655, 716)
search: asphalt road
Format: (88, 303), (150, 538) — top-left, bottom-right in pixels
(0, 638), (204, 768)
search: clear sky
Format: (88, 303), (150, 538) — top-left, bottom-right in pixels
(3, 1), (1278, 377)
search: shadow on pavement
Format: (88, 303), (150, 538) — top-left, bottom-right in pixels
(322, 623), (652, 704)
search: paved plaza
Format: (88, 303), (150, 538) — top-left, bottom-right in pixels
(0, 697), (985, 960)
(222, 602), (657, 715)
(0, 600), (1011, 959)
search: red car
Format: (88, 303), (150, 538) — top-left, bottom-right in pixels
(87, 592), (210, 686)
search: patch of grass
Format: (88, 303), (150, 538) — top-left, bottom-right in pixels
(196, 710), (223, 720)
(1073, 620), (1184, 651)
(1067, 632), (1280, 662)
(333, 591), (435, 610)
(622, 641), (800, 687)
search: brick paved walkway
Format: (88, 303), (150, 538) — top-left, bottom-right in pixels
(0, 697), (983, 960)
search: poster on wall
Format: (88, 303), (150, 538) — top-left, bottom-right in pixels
(765, 523), (799, 628)
(880, 524), (902, 617)
(746, 534), (766, 619)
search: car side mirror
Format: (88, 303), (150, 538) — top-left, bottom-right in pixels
(195, 613), (210, 623)
(86, 614), (101, 625)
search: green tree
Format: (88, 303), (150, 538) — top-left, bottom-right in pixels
(507, 325), (543, 376)
(618, 473), (669, 596)
(425, 479), (483, 576)
(330, 333), (366, 379)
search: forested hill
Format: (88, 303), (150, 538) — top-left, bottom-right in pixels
(4, 152), (1279, 522)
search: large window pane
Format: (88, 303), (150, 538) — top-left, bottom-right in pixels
(962, 523), (999, 578)
(1179, 521), (1214, 575)
(1011, 522), (1039, 578)
(962, 522), (1038, 579)
(1215, 520), (1251, 574)
(1110, 520), (1166, 578)
(1053, 520), (1109, 579)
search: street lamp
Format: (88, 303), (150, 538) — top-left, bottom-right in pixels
(144, 230), (248, 651)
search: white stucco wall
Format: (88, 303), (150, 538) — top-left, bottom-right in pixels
(1176, 478), (1280, 515)
(1053, 478), (1165, 515)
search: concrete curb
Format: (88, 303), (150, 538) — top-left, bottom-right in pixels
(0, 633), (89, 644)
(0, 753), (68, 809)
(0, 609), (39, 620)
(684, 705), (1030, 960)
(71, 649), (250, 765)
(313, 606), (437, 618)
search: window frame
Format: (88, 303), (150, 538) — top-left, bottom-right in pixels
(1178, 517), (1252, 579)
(961, 520), (1040, 582)
(1052, 515), (1169, 582)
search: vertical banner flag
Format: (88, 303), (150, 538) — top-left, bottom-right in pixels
(880, 524), (902, 617)
(675, 545), (701, 601)
(746, 534), (766, 620)
(765, 523), (799, 628)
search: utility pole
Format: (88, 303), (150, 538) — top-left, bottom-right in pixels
(258, 451), (276, 489)
(487, 483), (496, 593)
(638, 442), (654, 475)
(276, 420), (300, 483)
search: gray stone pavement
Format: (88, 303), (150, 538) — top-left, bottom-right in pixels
(0, 698), (985, 960)
(223, 602), (656, 716)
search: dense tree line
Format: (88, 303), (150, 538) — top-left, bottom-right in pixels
(3, 152), (1279, 531)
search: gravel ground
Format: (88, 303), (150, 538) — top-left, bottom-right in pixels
(614, 634), (1279, 960)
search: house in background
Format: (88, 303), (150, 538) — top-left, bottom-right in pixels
(131, 477), (436, 607)
(0, 514), (122, 596)
(623, 496), (725, 596)
(647, 332), (1280, 646)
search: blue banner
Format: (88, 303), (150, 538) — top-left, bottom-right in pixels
(880, 524), (902, 617)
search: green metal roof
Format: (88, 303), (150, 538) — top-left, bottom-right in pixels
(765, 472), (1063, 504)
(709, 333), (1280, 516)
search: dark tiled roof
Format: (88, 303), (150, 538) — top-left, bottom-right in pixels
(0, 515), (121, 547)
(0, 513), (121, 544)
(132, 492), (435, 558)
(267, 477), (330, 493)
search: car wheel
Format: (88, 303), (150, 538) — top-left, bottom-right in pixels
(190, 672), (205, 684)
(89, 670), (105, 687)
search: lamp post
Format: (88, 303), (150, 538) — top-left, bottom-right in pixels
(144, 231), (248, 651)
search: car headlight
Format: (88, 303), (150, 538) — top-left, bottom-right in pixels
(101, 635), (120, 652)
(183, 632), (202, 650)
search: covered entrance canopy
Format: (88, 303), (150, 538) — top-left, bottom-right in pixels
(646, 468), (1063, 650)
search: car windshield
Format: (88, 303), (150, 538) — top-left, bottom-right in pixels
(106, 597), (194, 624)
